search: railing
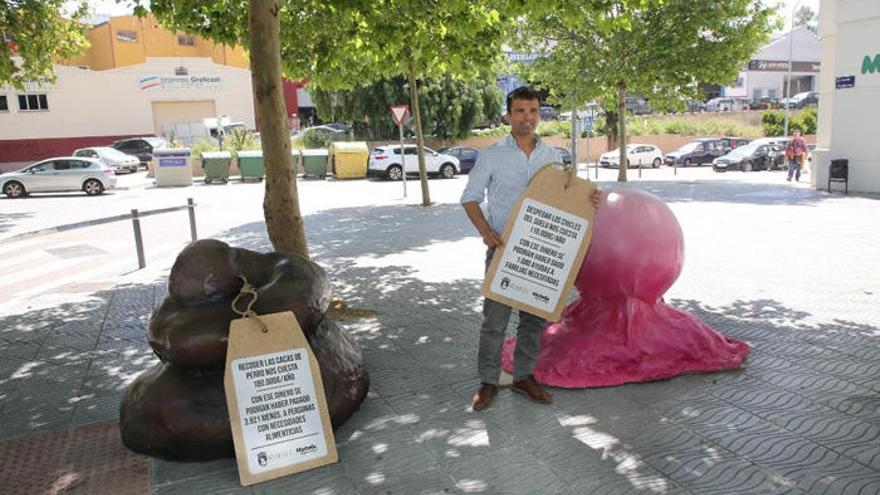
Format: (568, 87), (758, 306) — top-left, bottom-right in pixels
(130, 198), (197, 269)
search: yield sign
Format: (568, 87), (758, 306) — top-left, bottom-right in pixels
(390, 104), (409, 126)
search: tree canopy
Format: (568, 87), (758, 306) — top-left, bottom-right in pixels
(793, 5), (818, 34)
(0, 1), (89, 89)
(517, 0), (778, 180)
(311, 75), (503, 141)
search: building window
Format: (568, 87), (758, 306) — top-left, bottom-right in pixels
(17, 93), (49, 111)
(178, 35), (195, 46)
(116, 30), (138, 43)
(0, 95), (8, 112)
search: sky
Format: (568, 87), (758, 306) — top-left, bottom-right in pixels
(79, 0), (821, 32)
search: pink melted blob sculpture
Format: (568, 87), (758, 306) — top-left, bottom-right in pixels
(501, 187), (749, 388)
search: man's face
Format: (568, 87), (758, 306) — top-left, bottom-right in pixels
(793, 130), (801, 137)
(507, 98), (540, 138)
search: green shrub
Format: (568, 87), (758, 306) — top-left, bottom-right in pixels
(537, 120), (570, 138)
(794, 108), (817, 135)
(300, 128), (334, 148)
(190, 139), (218, 157)
(761, 110), (785, 136)
(226, 129), (258, 151)
(473, 124), (511, 137)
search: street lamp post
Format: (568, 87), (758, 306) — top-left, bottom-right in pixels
(782, 0), (801, 140)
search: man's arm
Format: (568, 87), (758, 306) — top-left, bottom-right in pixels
(463, 201), (503, 248)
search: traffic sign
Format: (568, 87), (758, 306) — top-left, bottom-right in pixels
(390, 105), (409, 126)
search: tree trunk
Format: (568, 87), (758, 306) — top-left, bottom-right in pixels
(249, 0), (308, 258)
(605, 110), (619, 151)
(406, 64), (431, 206)
(616, 81), (628, 182)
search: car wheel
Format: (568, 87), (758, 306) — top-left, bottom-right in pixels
(83, 179), (105, 196)
(743, 161), (753, 172)
(683, 158), (691, 167)
(3, 181), (25, 198)
(387, 165), (403, 181)
(440, 163), (456, 179)
(652, 158), (661, 168)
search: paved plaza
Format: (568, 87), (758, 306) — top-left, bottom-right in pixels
(0, 166), (878, 494)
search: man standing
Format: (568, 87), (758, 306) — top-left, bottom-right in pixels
(786, 129), (807, 182)
(461, 87), (598, 411)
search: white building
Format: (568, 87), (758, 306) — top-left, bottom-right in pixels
(722, 26), (822, 99)
(812, 0), (880, 193)
(0, 57), (255, 171)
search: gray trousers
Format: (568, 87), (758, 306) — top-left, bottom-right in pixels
(478, 248), (546, 384)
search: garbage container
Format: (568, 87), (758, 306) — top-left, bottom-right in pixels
(331, 141), (369, 179)
(829, 158), (848, 193)
(237, 150), (265, 182)
(154, 149), (193, 187)
(201, 151), (232, 184)
(301, 149), (330, 178)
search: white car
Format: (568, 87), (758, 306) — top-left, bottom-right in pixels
(368, 145), (460, 180)
(73, 146), (141, 174)
(599, 144), (664, 168)
(0, 157), (117, 198)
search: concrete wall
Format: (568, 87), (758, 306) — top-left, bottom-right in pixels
(0, 58), (255, 165)
(814, 0), (880, 193)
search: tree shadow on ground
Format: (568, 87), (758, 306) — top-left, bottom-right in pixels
(0, 211), (34, 235)
(2, 198), (879, 493)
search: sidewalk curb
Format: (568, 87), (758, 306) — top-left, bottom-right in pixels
(0, 205), (188, 245)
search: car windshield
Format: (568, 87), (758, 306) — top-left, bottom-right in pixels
(676, 142), (701, 153)
(726, 144), (759, 158)
(98, 148), (131, 159)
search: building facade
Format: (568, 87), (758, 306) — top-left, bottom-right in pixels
(0, 14), (305, 171)
(722, 26), (822, 99)
(812, 0), (880, 193)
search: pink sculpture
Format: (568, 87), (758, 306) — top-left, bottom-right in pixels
(501, 187), (749, 388)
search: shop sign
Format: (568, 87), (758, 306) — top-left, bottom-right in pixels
(139, 75), (223, 91)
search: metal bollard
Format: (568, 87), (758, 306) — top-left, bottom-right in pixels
(131, 209), (146, 269)
(187, 197), (197, 241)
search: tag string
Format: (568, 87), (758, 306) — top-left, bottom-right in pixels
(231, 275), (269, 333)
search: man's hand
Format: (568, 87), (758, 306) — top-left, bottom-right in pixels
(481, 229), (504, 248)
(591, 188), (604, 210)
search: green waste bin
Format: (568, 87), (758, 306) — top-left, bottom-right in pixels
(300, 149), (329, 178)
(201, 151), (232, 184)
(237, 150), (265, 182)
(331, 141), (369, 179)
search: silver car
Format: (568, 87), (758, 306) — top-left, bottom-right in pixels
(73, 146), (140, 174)
(0, 157), (117, 198)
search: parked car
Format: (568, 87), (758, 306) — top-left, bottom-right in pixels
(438, 146), (479, 174)
(0, 157), (117, 198)
(553, 146), (573, 166)
(292, 125), (347, 140)
(625, 97), (651, 115)
(748, 96), (781, 110)
(539, 106), (559, 120)
(705, 97), (746, 112)
(323, 122), (352, 134)
(682, 99), (706, 113)
(718, 137), (752, 153)
(111, 137), (167, 168)
(664, 138), (726, 167)
(599, 144), (664, 168)
(788, 91), (819, 109)
(73, 146), (140, 174)
(712, 142), (782, 172)
(367, 145), (460, 180)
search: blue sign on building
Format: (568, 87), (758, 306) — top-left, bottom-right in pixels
(835, 75), (856, 89)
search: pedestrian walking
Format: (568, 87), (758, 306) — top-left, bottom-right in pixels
(786, 129), (807, 182)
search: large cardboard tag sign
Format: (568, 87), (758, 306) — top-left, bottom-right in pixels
(481, 164), (596, 322)
(225, 281), (336, 486)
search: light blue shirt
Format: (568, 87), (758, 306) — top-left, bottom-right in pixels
(460, 134), (562, 233)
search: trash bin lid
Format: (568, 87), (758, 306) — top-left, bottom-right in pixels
(154, 148), (191, 157)
(300, 149), (329, 157)
(201, 151), (233, 159)
(331, 141), (368, 154)
(236, 150), (263, 158)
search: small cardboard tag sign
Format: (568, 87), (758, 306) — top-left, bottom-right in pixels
(481, 165), (596, 322)
(224, 311), (337, 486)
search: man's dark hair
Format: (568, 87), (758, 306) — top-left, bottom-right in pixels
(506, 86), (540, 113)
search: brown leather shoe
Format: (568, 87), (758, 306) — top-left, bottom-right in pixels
(512, 375), (553, 404)
(471, 383), (498, 411)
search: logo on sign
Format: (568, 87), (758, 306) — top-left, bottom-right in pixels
(296, 444), (319, 456)
(862, 54), (880, 75)
(836, 76), (855, 89)
(257, 452), (269, 467)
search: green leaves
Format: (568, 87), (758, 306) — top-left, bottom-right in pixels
(0, 0), (90, 90)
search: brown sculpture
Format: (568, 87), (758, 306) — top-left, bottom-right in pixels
(120, 240), (370, 461)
